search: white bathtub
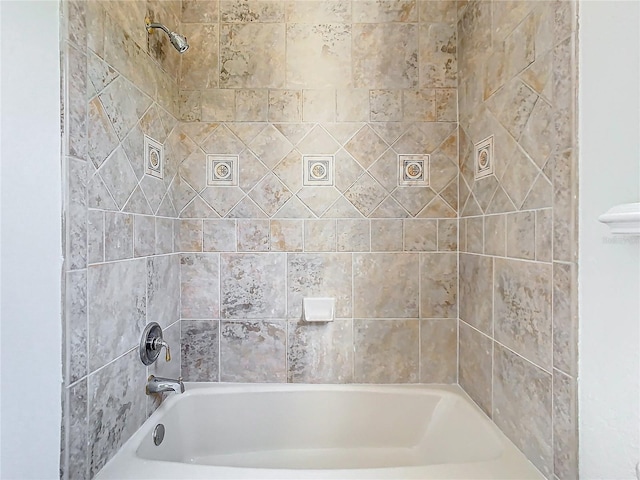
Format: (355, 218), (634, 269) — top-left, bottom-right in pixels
(95, 383), (544, 479)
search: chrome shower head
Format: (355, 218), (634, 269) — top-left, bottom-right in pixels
(146, 21), (189, 53)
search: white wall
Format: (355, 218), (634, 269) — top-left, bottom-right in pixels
(579, 1), (640, 478)
(0, 1), (62, 478)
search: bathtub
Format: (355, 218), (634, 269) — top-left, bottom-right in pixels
(95, 383), (544, 479)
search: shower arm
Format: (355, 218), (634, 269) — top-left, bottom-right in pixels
(146, 22), (171, 35)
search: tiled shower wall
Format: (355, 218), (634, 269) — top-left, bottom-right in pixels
(174, 0), (461, 384)
(61, 0), (186, 477)
(456, 1), (578, 479)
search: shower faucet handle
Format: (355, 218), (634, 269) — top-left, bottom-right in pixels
(139, 322), (172, 365)
(151, 337), (171, 362)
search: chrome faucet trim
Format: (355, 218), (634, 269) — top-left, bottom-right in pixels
(146, 375), (185, 395)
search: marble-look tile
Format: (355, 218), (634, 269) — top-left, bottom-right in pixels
(87, 259), (146, 371)
(269, 90), (302, 122)
(287, 253), (352, 319)
(203, 219), (237, 252)
(288, 319), (353, 383)
(182, 0), (219, 23)
(181, 320), (219, 381)
(354, 319), (419, 383)
(104, 212), (133, 261)
(420, 253), (457, 318)
(520, 98), (554, 168)
(337, 88), (370, 122)
(249, 124), (294, 169)
(236, 89), (268, 121)
(420, 318), (456, 383)
(87, 97), (119, 169)
(156, 217), (174, 255)
(220, 0), (285, 22)
(404, 219), (437, 251)
(65, 380), (88, 480)
(285, 0), (351, 23)
(484, 214), (506, 257)
(220, 320), (287, 382)
(345, 126), (389, 169)
(99, 147), (139, 209)
(65, 270), (87, 385)
(248, 173), (293, 217)
(494, 258), (552, 370)
(65, 43), (88, 160)
(221, 253), (286, 318)
(437, 219), (458, 251)
(536, 209), (552, 262)
(177, 219), (203, 252)
(459, 253), (493, 334)
(304, 219), (336, 252)
(493, 344), (553, 478)
(87, 210), (104, 265)
(201, 89), (234, 122)
(88, 350), (146, 476)
(180, 253), (220, 319)
(500, 146), (541, 210)
(353, 0), (417, 22)
(287, 24), (351, 89)
(354, 253), (419, 318)
(303, 89), (337, 122)
(237, 219), (270, 251)
(458, 321), (492, 416)
(370, 90), (403, 122)
(553, 370), (578, 479)
(147, 255), (180, 328)
(403, 90), (436, 122)
(98, 76), (152, 141)
(465, 216), (483, 254)
(344, 174), (387, 217)
(270, 219), (303, 252)
(337, 219), (370, 252)
(552, 148), (577, 263)
(180, 24), (219, 90)
(353, 24), (418, 89)
(419, 0), (457, 23)
(67, 158), (88, 270)
(220, 23), (286, 88)
(419, 23), (457, 88)
(506, 211), (535, 260)
(134, 215), (155, 257)
(436, 88), (457, 122)
(553, 262), (577, 375)
(371, 219), (403, 251)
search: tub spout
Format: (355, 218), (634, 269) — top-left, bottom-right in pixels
(146, 375), (185, 395)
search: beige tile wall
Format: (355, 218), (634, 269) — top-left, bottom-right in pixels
(61, 1), (185, 477)
(457, 1), (578, 478)
(175, 0), (461, 388)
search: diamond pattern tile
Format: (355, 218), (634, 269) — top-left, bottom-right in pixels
(344, 173), (387, 216)
(248, 124), (294, 169)
(248, 173), (293, 217)
(345, 125), (389, 169)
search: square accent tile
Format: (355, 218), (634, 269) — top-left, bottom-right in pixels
(144, 135), (164, 179)
(398, 154), (430, 187)
(303, 155), (334, 186)
(474, 135), (494, 180)
(207, 155), (239, 186)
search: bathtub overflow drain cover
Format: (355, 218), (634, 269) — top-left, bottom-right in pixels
(153, 424), (165, 446)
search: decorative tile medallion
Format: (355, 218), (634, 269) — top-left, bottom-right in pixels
(398, 154), (430, 187)
(144, 135), (164, 179)
(207, 155), (239, 186)
(474, 135), (494, 180)
(303, 155), (334, 186)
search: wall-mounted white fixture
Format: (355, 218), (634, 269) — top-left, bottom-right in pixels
(302, 297), (335, 322)
(598, 202), (640, 235)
